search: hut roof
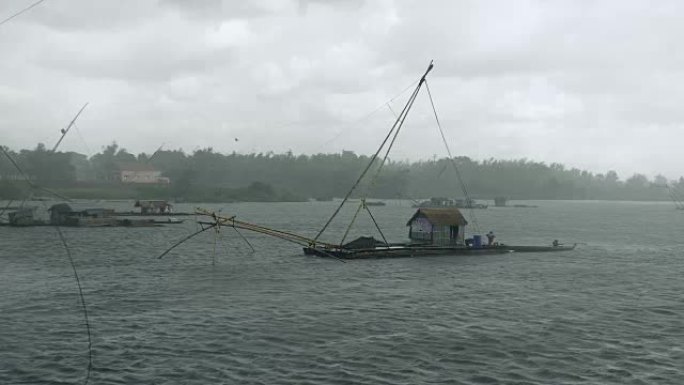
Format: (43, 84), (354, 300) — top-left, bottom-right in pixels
(406, 208), (468, 226)
(48, 203), (73, 213)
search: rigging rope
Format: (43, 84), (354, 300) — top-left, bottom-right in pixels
(232, 226), (255, 253)
(666, 184), (684, 209)
(0, 0), (47, 27)
(339, 200), (365, 246)
(314, 61), (434, 243)
(320, 79), (420, 148)
(0, 146), (92, 385)
(424, 80), (482, 234)
(158, 224), (217, 259)
(0, 147), (71, 201)
(348, 76), (429, 245)
(364, 202), (390, 246)
(337, 75), (427, 246)
(0, 199), (14, 219)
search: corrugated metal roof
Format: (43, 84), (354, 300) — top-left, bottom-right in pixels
(406, 208), (468, 226)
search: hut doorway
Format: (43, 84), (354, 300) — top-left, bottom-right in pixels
(449, 226), (459, 241)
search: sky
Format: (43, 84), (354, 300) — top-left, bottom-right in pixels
(1, 0), (683, 179)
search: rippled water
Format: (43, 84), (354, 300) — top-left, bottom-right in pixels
(1, 200), (683, 384)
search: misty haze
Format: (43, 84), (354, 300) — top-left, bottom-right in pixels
(1, 1), (683, 385)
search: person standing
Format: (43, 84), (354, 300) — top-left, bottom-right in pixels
(486, 231), (495, 246)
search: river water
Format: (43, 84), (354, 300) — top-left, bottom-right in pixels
(1, 200), (683, 384)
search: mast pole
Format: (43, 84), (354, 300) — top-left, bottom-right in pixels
(52, 102), (89, 153)
(313, 61), (434, 243)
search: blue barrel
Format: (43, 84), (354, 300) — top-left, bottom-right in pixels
(473, 235), (482, 248)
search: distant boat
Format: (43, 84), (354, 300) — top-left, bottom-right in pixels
(412, 197), (487, 209)
(493, 196), (537, 208)
(364, 201), (386, 207)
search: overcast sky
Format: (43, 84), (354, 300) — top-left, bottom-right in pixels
(1, 0), (683, 179)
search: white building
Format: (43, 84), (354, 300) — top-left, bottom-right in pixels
(117, 162), (170, 184)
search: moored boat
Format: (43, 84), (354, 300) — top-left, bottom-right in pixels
(413, 197), (487, 209)
(166, 62), (578, 261)
(302, 206), (574, 260)
(303, 243), (576, 260)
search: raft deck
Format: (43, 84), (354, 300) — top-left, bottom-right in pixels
(303, 244), (576, 260)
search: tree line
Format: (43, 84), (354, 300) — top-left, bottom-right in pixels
(1, 142), (680, 202)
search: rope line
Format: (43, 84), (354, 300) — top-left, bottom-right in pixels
(320, 79), (419, 147)
(0, 146), (92, 385)
(0, 0), (47, 27)
(0, 198), (14, 219)
(339, 200), (365, 246)
(55, 225), (93, 385)
(424, 80), (481, 234)
(158, 224), (217, 259)
(314, 61), (434, 242)
(232, 227), (256, 253)
(364, 202), (389, 246)
(0, 147), (71, 201)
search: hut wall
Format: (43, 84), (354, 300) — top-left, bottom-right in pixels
(456, 226), (465, 244)
(432, 225), (451, 245)
(431, 225), (465, 245)
(409, 217), (432, 242)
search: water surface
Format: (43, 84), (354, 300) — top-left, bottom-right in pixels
(1, 200), (683, 384)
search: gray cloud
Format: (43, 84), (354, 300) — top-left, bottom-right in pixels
(1, 0), (684, 178)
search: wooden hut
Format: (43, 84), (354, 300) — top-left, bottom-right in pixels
(49, 203), (74, 225)
(8, 207), (37, 226)
(49, 203), (117, 226)
(494, 197), (507, 207)
(406, 208), (468, 245)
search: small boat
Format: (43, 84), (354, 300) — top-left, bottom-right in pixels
(134, 200), (173, 214)
(413, 197), (488, 209)
(7, 207), (43, 226)
(45, 203), (179, 227)
(494, 197), (537, 208)
(364, 201), (386, 207)
(151, 217), (184, 225)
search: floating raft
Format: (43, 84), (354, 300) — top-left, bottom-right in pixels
(168, 62), (581, 262)
(188, 210), (578, 261)
(303, 243), (577, 260)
